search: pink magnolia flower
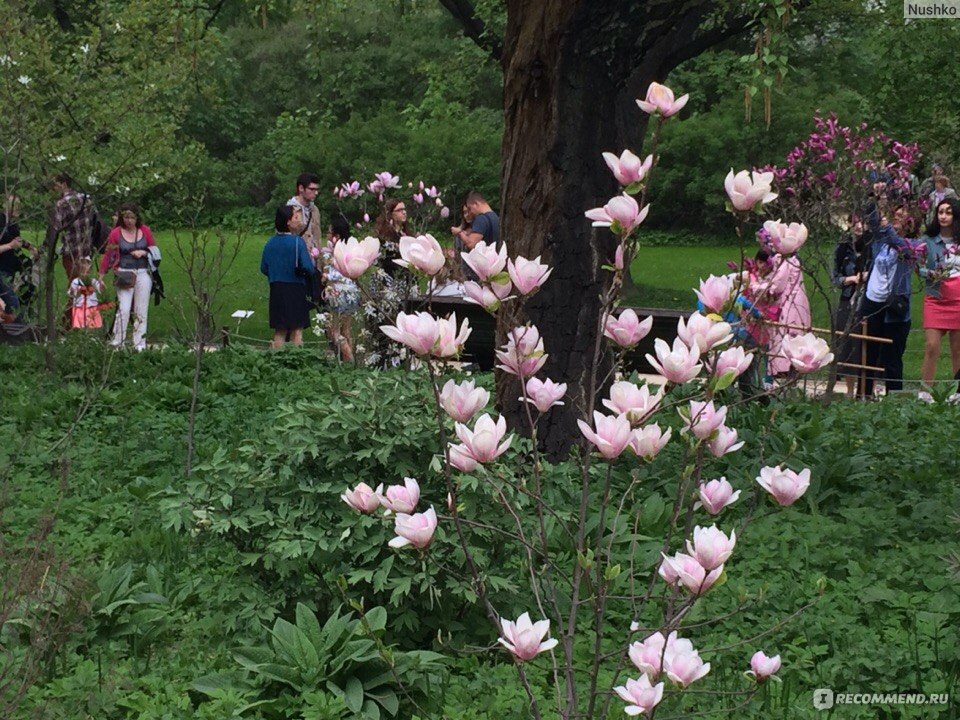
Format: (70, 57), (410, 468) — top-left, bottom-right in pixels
(585, 194), (650, 235)
(713, 346), (754, 380)
(498, 612), (558, 661)
(380, 477), (420, 514)
(424, 185), (439, 198)
(577, 412), (633, 459)
(496, 325), (548, 378)
(663, 644), (711, 687)
(341, 482), (383, 513)
(363, 213), (370, 223)
(507, 255), (552, 295)
(756, 466), (811, 506)
(677, 312), (733, 353)
(434, 314), (472, 358)
(629, 631), (695, 678)
(412, 192), (424, 205)
(694, 274), (735, 314)
(746, 651), (782, 682)
(613, 675), (664, 716)
(448, 443), (478, 473)
(439, 378), (490, 423)
(707, 425), (744, 457)
(681, 400), (728, 440)
(396, 234), (445, 275)
(629, 423), (672, 460)
(761, 219), (809, 255)
(332, 236), (380, 279)
(781, 333), (834, 373)
(388, 506), (438, 549)
(602, 150), (654, 187)
(636, 82), (689, 117)
(367, 180), (384, 195)
(696, 478), (741, 515)
(614, 243), (625, 270)
(660, 552), (724, 595)
(686, 524), (736, 571)
(380, 311), (439, 356)
(603, 381), (663, 424)
(339, 181), (361, 198)
(645, 338), (702, 384)
(463, 281), (515, 312)
(440, 206), (450, 218)
(463, 241), (508, 281)
(604, 309), (653, 348)
(454, 413), (513, 464)
(309, 246), (321, 259)
(724, 169), (777, 211)
(374, 171), (400, 189)
(522, 377), (567, 413)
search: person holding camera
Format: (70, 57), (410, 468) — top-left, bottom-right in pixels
(260, 205), (315, 349)
(0, 194), (33, 321)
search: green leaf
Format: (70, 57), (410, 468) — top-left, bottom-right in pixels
(344, 675), (364, 713)
(364, 606), (387, 633)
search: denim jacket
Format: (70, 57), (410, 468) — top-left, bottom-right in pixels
(919, 235), (951, 298)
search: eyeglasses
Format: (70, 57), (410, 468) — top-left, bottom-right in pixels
(306, 186), (320, 192)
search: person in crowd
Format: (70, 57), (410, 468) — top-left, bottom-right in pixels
(261, 205), (314, 349)
(919, 163), (945, 198)
(67, 257), (107, 329)
(100, 203), (157, 351)
(449, 202), (477, 281)
(925, 175), (958, 226)
(374, 198), (410, 278)
(831, 216), (871, 396)
(755, 244), (812, 378)
(320, 215), (360, 362)
(453, 191), (499, 250)
(919, 197), (960, 401)
(862, 199), (915, 397)
(287, 172), (323, 259)
(49, 173), (100, 281)
(0, 194), (35, 321)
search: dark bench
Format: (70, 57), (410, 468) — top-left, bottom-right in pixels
(406, 296), (689, 373)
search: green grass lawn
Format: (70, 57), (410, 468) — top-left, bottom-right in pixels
(22, 229), (955, 384)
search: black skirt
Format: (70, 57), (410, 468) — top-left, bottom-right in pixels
(269, 281), (309, 330)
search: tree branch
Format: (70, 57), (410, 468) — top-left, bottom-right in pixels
(437, 0), (503, 61)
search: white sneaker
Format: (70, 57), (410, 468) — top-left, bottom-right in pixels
(917, 391), (934, 403)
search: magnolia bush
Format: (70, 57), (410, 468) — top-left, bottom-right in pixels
(336, 82), (833, 719)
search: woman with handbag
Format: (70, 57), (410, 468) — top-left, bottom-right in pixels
(99, 203), (157, 351)
(260, 205), (315, 349)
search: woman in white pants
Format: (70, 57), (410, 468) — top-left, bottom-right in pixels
(99, 203), (157, 351)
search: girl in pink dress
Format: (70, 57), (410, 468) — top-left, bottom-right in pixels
(757, 252), (812, 376)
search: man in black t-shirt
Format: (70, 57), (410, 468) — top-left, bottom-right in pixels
(451, 191), (500, 252)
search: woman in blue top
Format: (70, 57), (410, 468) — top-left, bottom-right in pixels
(919, 197), (960, 397)
(261, 205), (315, 349)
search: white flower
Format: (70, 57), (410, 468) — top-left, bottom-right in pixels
(87, 174), (99, 186)
(80, 43), (90, 54)
(17, 75), (31, 86)
(0, 55), (15, 67)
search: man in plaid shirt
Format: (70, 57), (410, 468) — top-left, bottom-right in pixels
(49, 173), (99, 281)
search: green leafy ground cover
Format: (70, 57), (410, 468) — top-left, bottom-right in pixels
(1, 341), (958, 718)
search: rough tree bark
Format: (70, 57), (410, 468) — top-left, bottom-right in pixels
(444, 1), (756, 459)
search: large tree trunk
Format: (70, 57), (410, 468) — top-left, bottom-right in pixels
(497, 0), (724, 460)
